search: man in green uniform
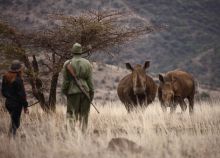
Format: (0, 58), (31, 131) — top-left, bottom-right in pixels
(62, 43), (94, 131)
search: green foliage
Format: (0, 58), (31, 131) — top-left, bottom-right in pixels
(0, 44), (23, 57)
(0, 21), (16, 38)
(29, 10), (154, 73)
(197, 91), (211, 101)
(0, 10), (155, 111)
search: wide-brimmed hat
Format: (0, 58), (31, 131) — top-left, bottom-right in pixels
(9, 60), (24, 72)
(72, 43), (82, 54)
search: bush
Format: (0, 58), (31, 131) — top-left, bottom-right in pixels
(196, 91), (211, 101)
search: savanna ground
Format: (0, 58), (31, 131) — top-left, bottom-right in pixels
(0, 100), (220, 158)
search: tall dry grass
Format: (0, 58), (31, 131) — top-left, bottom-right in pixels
(0, 100), (220, 158)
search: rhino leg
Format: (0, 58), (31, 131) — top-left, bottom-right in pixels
(160, 103), (167, 113)
(188, 96), (194, 114)
(179, 99), (187, 112)
(170, 102), (178, 114)
(146, 93), (154, 104)
(125, 104), (131, 113)
(122, 93), (135, 112)
(124, 100), (135, 113)
(124, 102), (133, 113)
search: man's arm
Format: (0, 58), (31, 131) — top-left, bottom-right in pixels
(61, 61), (71, 95)
(86, 65), (94, 100)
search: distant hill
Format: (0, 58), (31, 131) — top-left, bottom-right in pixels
(0, 0), (220, 88)
(119, 0), (220, 88)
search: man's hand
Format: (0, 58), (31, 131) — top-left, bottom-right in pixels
(89, 91), (94, 101)
(24, 107), (29, 114)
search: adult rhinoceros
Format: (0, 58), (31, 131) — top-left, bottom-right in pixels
(117, 61), (157, 112)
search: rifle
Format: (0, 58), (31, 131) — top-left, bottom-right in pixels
(66, 63), (100, 114)
(28, 101), (39, 107)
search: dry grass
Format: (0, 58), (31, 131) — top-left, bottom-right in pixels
(0, 100), (220, 158)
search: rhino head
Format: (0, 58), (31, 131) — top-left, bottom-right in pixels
(126, 61), (150, 95)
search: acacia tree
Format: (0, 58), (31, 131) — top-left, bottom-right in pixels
(1, 10), (158, 112)
(0, 20), (25, 69)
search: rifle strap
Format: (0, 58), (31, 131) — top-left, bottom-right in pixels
(67, 61), (76, 77)
(66, 62), (100, 114)
(66, 62), (90, 98)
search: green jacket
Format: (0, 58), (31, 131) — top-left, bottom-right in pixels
(62, 55), (94, 95)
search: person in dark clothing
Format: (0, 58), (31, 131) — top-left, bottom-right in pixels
(1, 60), (29, 137)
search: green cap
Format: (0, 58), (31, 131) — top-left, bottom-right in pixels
(72, 43), (82, 54)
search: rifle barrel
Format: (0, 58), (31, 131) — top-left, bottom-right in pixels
(67, 63), (100, 114)
(28, 101), (39, 107)
(91, 102), (100, 113)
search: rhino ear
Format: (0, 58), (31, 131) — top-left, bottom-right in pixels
(159, 74), (165, 83)
(125, 63), (133, 71)
(143, 61), (150, 70)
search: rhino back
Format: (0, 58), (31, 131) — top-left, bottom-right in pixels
(166, 70), (195, 97)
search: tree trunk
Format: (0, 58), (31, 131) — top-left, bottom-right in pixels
(48, 72), (59, 112)
(22, 55), (54, 112)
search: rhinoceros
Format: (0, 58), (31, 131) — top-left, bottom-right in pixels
(158, 70), (196, 114)
(117, 61), (157, 112)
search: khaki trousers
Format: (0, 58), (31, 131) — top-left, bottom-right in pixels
(67, 93), (90, 131)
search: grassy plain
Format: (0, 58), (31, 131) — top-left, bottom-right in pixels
(0, 101), (220, 158)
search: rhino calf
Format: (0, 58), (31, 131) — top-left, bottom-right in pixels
(117, 61), (157, 112)
(158, 70), (196, 114)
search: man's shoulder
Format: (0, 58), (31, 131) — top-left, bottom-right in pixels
(78, 58), (91, 65)
(69, 57), (91, 67)
(64, 60), (70, 64)
(63, 60), (70, 67)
